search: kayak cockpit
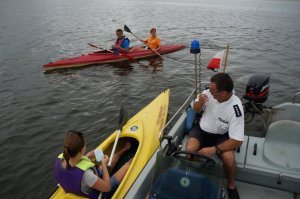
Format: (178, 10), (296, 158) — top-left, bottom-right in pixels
(93, 50), (114, 54)
(102, 137), (139, 175)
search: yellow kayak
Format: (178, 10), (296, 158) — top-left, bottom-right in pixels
(50, 89), (170, 199)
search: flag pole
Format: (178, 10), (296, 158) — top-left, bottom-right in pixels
(223, 44), (229, 73)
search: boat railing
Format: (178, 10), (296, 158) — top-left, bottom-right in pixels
(158, 83), (201, 148)
(159, 81), (211, 148)
(292, 91), (300, 103)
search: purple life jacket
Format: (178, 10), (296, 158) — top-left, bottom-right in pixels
(54, 155), (100, 199)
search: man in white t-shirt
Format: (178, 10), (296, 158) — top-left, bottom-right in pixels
(186, 73), (244, 199)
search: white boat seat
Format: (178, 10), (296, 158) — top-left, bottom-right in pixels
(263, 120), (300, 171)
(270, 102), (300, 123)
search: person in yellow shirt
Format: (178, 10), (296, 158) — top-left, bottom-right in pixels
(130, 28), (160, 51)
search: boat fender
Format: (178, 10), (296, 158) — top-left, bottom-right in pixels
(185, 106), (196, 133)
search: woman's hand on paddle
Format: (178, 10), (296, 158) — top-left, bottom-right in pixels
(102, 155), (109, 166)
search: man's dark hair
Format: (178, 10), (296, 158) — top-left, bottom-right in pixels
(116, 29), (123, 33)
(210, 73), (234, 92)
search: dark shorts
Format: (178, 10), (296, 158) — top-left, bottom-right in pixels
(104, 176), (119, 198)
(98, 169), (120, 198)
(189, 125), (229, 148)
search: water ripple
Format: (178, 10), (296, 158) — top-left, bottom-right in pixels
(1, 0), (300, 198)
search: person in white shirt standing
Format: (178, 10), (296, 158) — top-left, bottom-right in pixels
(186, 73), (244, 199)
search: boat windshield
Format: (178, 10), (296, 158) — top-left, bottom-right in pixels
(149, 150), (224, 199)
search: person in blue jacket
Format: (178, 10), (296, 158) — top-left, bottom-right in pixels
(54, 130), (132, 199)
(112, 29), (130, 53)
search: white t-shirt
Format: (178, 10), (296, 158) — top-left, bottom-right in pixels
(81, 168), (98, 194)
(195, 89), (244, 141)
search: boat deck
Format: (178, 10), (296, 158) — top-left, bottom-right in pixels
(125, 101), (300, 199)
(236, 181), (299, 199)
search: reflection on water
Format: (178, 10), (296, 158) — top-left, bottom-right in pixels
(138, 57), (164, 73)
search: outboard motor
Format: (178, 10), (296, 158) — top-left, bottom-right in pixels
(244, 74), (270, 103)
(243, 74), (270, 114)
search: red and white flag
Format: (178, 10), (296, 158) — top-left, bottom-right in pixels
(207, 50), (225, 71)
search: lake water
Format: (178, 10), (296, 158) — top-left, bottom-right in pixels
(0, 0), (299, 198)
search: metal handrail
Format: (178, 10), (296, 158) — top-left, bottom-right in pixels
(158, 83), (201, 148)
(292, 92), (300, 104)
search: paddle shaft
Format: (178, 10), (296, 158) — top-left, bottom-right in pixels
(108, 129), (121, 166)
(99, 105), (126, 199)
(88, 43), (104, 50)
(88, 43), (114, 53)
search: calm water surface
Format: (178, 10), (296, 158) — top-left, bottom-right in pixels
(0, 0), (299, 198)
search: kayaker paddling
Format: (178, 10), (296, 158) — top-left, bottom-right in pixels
(130, 28), (160, 52)
(111, 29), (130, 53)
(54, 130), (132, 199)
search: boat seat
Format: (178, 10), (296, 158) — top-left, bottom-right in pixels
(263, 120), (300, 171)
(268, 102), (300, 123)
(241, 120), (300, 193)
(149, 168), (219, 199)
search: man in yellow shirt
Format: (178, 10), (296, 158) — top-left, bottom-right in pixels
(130, 28), (160, 51)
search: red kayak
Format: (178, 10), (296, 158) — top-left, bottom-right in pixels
(43, 44), (186, 71)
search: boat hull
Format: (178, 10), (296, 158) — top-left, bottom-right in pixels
(43, 44), (185, 71)
(50, 89), (169, 199)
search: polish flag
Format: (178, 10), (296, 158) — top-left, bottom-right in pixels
(207, 50), (225, 71)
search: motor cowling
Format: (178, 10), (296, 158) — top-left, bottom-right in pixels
(244, 74), (270, 104)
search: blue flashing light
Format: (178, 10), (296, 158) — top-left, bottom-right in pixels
(190, 40), (201, 54)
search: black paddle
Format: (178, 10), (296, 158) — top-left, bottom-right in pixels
(124, 25), (165, 59)
(108, 106), (128, 166)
